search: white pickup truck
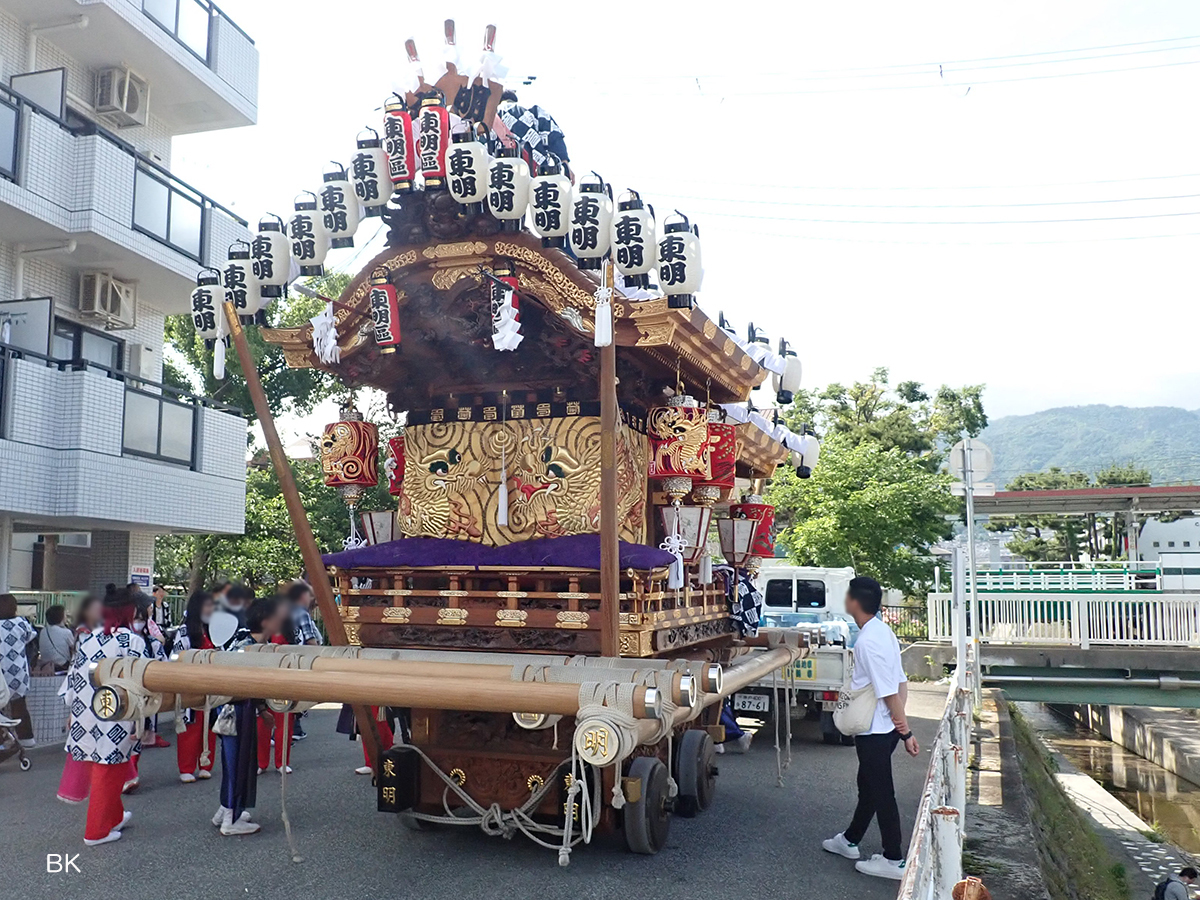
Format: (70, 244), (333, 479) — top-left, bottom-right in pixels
(728, 563), (859, 745)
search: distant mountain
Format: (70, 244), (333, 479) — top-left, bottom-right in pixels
(979, 405), (1200, 487)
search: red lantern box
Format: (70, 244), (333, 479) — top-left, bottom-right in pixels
(692, 420), (735, 505)
(417, 95), (451, 189)
(729, 501), (775, 559)
(647, 402), (711, 481)
(383, 98), (418, 192)
(385, 436), (405, 496)
(321, 418), (379, 490)
(369, 267), (401, 353)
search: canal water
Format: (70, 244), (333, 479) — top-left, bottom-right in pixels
(1017, 703), (1200, 854)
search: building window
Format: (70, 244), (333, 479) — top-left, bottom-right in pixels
(1153, 541), (1160, 548)
(1186, 542), (1192, 548)
(51, 319), (123, 371)
(1169, 541), (1176, 547)
(133, 166), (204, 261)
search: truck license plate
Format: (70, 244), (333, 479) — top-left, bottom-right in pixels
(733, 693), (770, 713)
(822, 700), (837, 712)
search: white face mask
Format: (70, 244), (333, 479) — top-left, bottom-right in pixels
(132, 621), (145, 633)
(200, 613), (212, 624)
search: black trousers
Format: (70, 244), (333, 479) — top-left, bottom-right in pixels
(844, 730), (903, 861)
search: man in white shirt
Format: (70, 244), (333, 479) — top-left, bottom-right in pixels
(822, 576), (920, 881)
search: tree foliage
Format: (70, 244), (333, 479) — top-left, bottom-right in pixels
(986, 462), (1151, 562)
(768, 433), (958, 596)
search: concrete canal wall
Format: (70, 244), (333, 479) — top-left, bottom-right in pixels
(1064, 704), (1200, 789)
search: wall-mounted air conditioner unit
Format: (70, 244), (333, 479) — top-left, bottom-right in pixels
(95, 67), (150, 128)
(78, 272), (137, 330)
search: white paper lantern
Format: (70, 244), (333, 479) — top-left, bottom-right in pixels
(796, 433), (821, 478)
(190, 268), (223, 343)
(320, 162), (361, 250)
(487, 148), (530, 229)
(288, 191), (332, 277)
(528, 157), (572, 249)
(350, 128), (393, 216)
(612, 189), (656, 288)
(657, 210), (703, 309)
(569, 172), (613, 269)
(222, 240), (258, 324)
(447, 131), (489, 207)
(773, 338), (803, 404)
(251, 214), (291, 308)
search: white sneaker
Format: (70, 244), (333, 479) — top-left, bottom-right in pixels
(212, 805), (231, 827)
(355, 765), (373, 775)
(84, 829), (122, 847)
(279, 765), (293, 774)
(112, 810), (133, 832)
(735, 733), (753, 753)
(256, 767), (265, 775)
(196, 770), (213, 780)
(220, 817), (261, 836)
(855, 854), (905, 880)
(822, 832), (861, 860)
(714, 743), (725, 755)
(179, 773), (197, 783)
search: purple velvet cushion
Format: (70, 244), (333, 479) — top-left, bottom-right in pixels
(322, 534), (674, 571)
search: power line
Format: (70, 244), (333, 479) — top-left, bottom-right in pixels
(676, 208), (1200, 226)
(643, 172), (1200, 194)
(695, 227), (1200, 246)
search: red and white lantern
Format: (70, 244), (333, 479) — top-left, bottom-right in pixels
(383, 96), (418, 193)
(385, 435), (405, 496)
(368, 266), (401, 354)
(416, 94), (451, 189)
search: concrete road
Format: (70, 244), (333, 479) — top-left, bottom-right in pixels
(3, 685), (946, 900)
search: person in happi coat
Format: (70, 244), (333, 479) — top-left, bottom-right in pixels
(0, 594), (38, 747)
(173, 591), (219, 783)
(61, 588), (147, 846)
(212, 594), (288, 836)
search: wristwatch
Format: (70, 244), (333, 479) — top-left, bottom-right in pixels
(898, 731), (914, 741)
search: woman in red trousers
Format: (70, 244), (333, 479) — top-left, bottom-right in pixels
(61, 588), (147, 846)
(173, 591), (219, 782)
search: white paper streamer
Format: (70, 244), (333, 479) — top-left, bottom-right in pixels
(593, 284), (613, 348)
(470, 49), (509, 87)
(491, 286), (523, 351)
(310, 301), (341, 364)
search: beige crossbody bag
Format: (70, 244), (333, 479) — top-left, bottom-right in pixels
(833, 651), (877, 736)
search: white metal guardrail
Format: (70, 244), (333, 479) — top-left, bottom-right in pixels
(927, 592), (1200, 647)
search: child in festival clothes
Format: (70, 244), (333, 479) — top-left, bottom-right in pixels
(173, 591), (219, 782)
(60, 588), (147, 845)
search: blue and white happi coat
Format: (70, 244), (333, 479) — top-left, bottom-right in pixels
(63, 628), (149, 764)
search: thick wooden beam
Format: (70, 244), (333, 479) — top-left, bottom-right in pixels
(598, 261), (620, 658)
(220, 302), (383, 772)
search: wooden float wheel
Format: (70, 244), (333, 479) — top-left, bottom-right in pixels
(623, 756), (671, 855)
(674, 729), (716, 818)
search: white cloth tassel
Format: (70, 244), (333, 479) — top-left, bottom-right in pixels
(497, 445), (509, 527)
(593, 285), (613, 348)
(700, 552), (713, 585)
(660, 519), (686, 590)
(213, 337), (226, 380)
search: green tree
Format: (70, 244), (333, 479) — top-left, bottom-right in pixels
(767, 433), (958, 596)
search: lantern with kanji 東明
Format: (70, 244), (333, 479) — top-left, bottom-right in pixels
(691, 409), (736, 506)
(647, 394), (712, 503)
(221, 240), (258, 324)
(385, 435), (405, 496)
(190, 267), (223, 346)
(528, 156), (572, 249)
(612, 189), (656, 288)
(368, 266), (401, 353)
(569, 172), (613, 269)
(252, 214), (291, 305)
(657, 211), (703, 309)
(416, 93), (451, 189)
(288, 192), (331, 277)
(320, 162), (361, 249)
(487, 147), (530, 229)
(383, 96), (418, 193)
(351, 127), (393, 216)
(774, 337), (803, 405)
(447, 131), (489, 209)
(322, 407), (380, 549)
(729, 496), (775, 563)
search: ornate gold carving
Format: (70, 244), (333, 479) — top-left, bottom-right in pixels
(574, 723), (618, 765)
(436, 608), (469, 626)
(423, 241), (488, 259)
(703, 319), (718, 339)
(281, 348), (317, 369)
(438, 590), (470, 597)
(527, 774), (544, 792)
(449, 767), (467, 786)
(382, 607), (412, 623)
(339, 605), (360, 621)
(344, 622), (362, 646)
(494, 241), (597, 311)
(556, 592), (591, 600)
(555, 611), (590, 630)
(723, 338), (736, 357)
(635, 322), (674, 346)
(496, 591), (528, 598)
(618, 612), (642, 626)
(495, 609), (528, 628)
(431, 265), (484, 291)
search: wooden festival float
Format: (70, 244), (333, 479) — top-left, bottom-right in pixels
(87, 21), (824, 861)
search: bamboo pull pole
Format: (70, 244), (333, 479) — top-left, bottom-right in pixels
(220, 301), (383, 771)
(599, 258), (620, 658)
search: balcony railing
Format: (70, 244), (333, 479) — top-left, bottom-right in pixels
(141, 0), (254, 67)
(0, 340), (241, 472)
(0, 83), (245, 263)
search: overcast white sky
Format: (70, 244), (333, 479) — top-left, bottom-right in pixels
(175, 0), (1200, 435)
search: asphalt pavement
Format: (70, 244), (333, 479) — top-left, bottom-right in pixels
(3, 686), (946, 900)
